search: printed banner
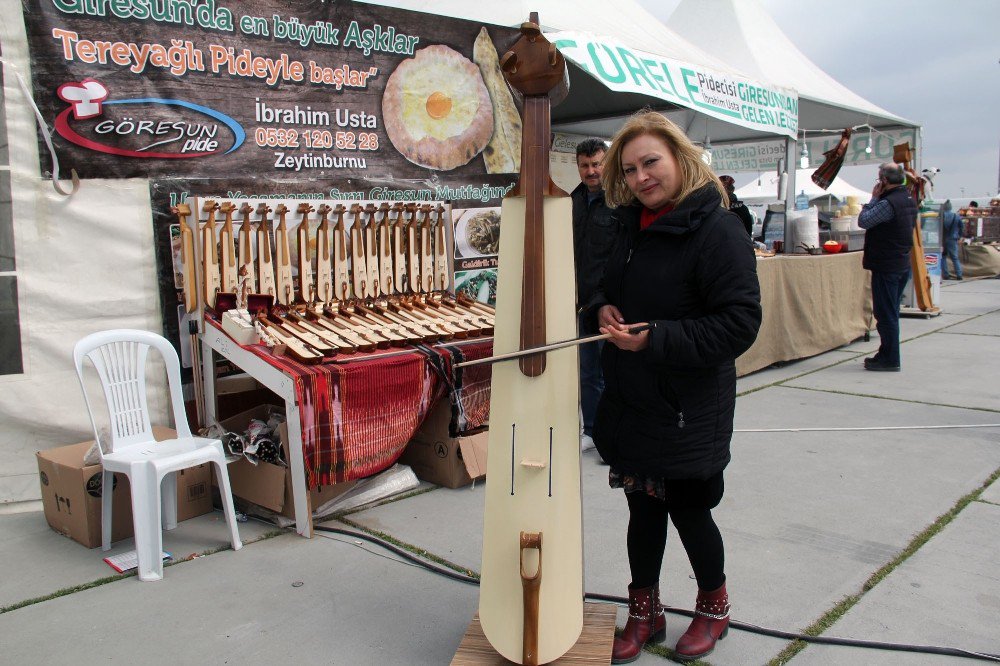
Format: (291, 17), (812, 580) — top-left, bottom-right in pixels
(22, 0), (521, 180)
(712, 128), (919, 173)
(548, 31), (798, 138)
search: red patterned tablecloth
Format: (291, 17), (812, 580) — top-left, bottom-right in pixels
(207, 318), (492, 487)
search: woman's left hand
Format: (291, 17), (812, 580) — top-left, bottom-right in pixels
(600, 321), (650, 352)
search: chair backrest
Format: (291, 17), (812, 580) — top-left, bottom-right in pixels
(73, 329), (192, 457)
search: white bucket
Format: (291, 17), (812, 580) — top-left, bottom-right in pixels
(831, 217), (852, 233)
(833, 216), (862, 233)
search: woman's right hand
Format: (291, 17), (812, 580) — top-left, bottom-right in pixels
(597, 304), (625, 329)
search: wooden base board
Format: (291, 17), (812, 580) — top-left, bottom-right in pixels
(451, 602), (616, 665)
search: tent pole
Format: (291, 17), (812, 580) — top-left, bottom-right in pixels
(783, 136), (797, 250)
(785, 136), (796, 212)
(683, 110), (699, 134)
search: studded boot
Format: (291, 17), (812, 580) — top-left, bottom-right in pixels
(611, 584), (666, 664)
(674, 582), (730, 661)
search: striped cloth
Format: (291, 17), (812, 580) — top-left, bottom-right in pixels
(207, 317), (492, 487)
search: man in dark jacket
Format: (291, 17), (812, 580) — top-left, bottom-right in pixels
(571, 138), (622, 450)
(859, 163), (916, 371)
(720, 175), (754, 236)
(940, 199), (964, 280)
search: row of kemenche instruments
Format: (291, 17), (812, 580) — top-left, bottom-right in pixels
(174, 198), (496, 364)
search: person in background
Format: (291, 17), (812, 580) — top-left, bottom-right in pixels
(859, 163), (916, 372)
(940, 200), (964, 280)
(720, 175), (754, 236)
(588, 111), (762, 663)
(571, 138), (622, 453)
(969, 200), (979, 208)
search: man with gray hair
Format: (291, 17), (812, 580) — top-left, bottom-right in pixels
(858, 162), (916, 371)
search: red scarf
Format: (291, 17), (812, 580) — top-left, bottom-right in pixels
(640, 204), (674, 230)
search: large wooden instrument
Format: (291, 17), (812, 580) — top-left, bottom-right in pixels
(377, 202), (395, 296)
(237, 203), (258, 294)
(315, 204), (334, 304)
(218, 202), (238, 296)
(296, 203), (315, 304)
(894, 142), (937, 312)
(477, 16), (581, 666)
(273, 204), (295, 306)
(256, 203), (277, 300)
(363, 204), (381, 298)
(174, 202), (198, 312)
(200, 200), (221, 310)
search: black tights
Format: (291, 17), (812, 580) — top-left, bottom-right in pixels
(625, 490), (725, 591)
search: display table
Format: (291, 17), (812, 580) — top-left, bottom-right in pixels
(737, 251), (872, 376)
(960, 243), (1000, 278)
(200, 318), (492, 537)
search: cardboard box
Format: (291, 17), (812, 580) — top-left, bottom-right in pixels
(37, 427), (213, 548)
(399, 399), (488, 489)
(219, 405), (355, 518)
(215, 374), (279, 421)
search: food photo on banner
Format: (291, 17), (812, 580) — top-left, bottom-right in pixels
(452, 206), (499, 306)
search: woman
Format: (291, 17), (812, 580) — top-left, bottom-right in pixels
(589, 112), (762, 663)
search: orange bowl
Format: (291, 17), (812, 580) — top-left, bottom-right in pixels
(822, 241), (843, 254)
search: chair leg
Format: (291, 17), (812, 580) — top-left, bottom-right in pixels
(213, 461), (243, 551)
(161, 471), (178, 531)
(101, 470), (114, 552)
(130, 464), (165, 582)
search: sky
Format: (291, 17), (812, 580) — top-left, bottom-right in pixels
(635, 0), (1000, 202)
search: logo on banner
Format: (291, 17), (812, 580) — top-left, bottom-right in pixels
(54, 79), (245, 158)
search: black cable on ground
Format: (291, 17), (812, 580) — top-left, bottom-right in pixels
(314, 524), (1000, 663)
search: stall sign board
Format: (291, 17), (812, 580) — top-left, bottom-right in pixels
(21, 0), (520, 182)
(549, 31), (798, 138)
(711, 128), (919, 173)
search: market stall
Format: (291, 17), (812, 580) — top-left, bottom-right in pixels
(960, 244), (1000, 279)
(1, 0), (808, 509)
(1, 0), (523, 508)
(737, 252), (872, 376)
(961, 200), (1000, 243)
(199, 315), (492, 536)
(1, 0), (902, 512)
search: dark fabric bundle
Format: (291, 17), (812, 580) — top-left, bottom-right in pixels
(811, 128), (853, 190)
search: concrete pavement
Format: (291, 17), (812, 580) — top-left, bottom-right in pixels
(1, 277), (998, 665)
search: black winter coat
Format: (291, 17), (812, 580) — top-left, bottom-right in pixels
(863, 186), (915, 274)
(590, 185), (762, 479)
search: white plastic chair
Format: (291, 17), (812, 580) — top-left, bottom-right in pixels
(73, 329), (242, 581)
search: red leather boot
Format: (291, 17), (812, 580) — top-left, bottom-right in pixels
(611, 584), (666, 664)
(674, 582), (729, 661)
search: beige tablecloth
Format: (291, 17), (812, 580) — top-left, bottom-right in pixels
(960, 244), (1000, 278)
(737, 252), (872, 376)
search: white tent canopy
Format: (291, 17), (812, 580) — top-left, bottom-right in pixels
(735, 168), (871, 206)
(667, 0), (916, 134)
(360, 0), (798, 143)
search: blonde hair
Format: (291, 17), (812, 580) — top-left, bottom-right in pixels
(601, 111), (729, 209)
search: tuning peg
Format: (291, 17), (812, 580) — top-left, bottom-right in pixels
(500, 51), (518, 74)
(521, 21), (540, 39)
(548, 43), (559, 66)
